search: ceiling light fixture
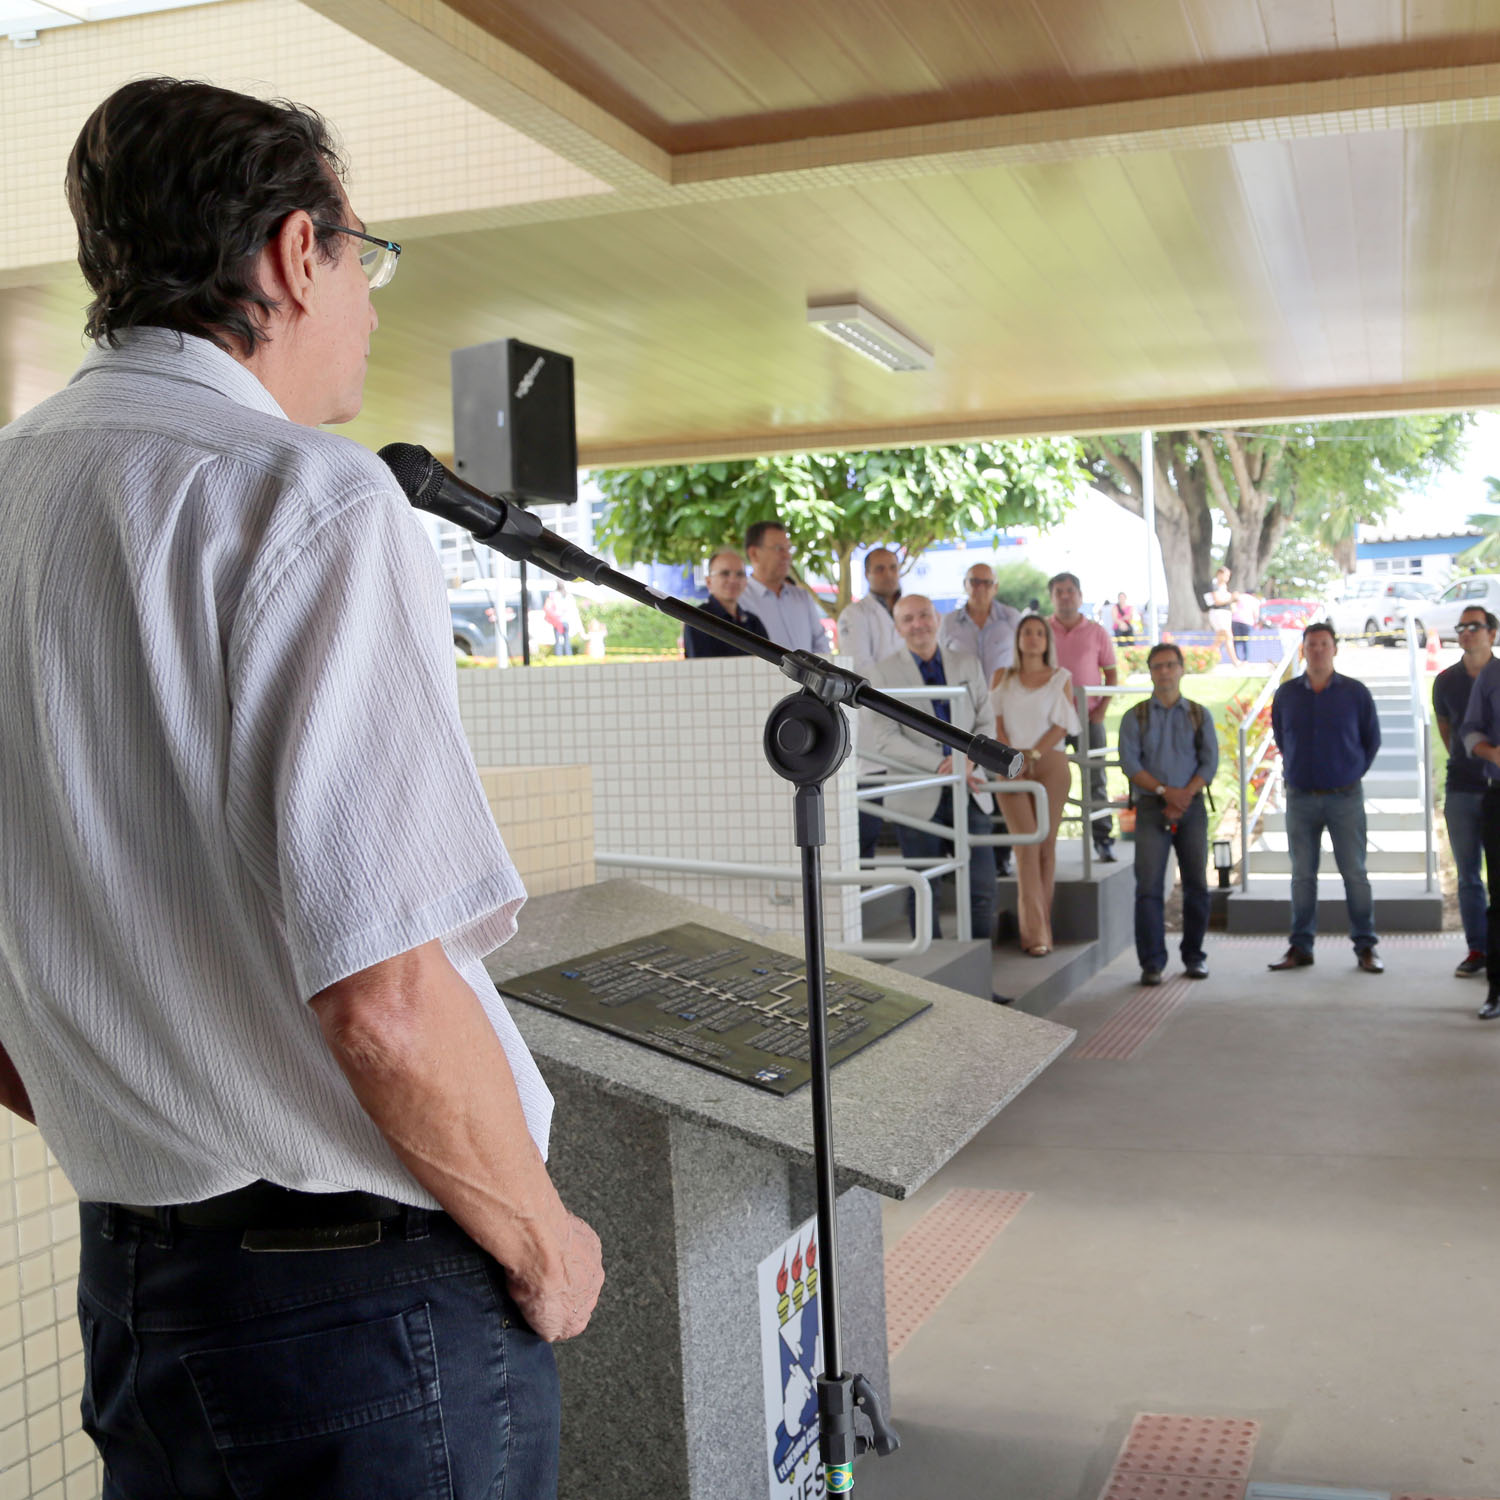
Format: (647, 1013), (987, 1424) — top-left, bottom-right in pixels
(806, 298), (933, 373)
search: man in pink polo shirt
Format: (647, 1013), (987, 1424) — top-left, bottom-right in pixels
(1049, 572), (1120, 861)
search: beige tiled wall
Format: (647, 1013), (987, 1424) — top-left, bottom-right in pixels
(457, 658), (862, 942)
(0, 0), (608, 283)
(0, 1115), (98, 1500)
(477, 764), (594, 895)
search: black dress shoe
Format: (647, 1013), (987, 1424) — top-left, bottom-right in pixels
(1183, 959), (1209, 979)
(1456, 949), (1487, 977)
(1356, 947), (1384, 974)
(1094, 842), (1119, 864)
(991, 991), (1015, 1006)
(1140, 969), (1164, 987)
(1479, 992), (1500, 1020)
(1268, 946), (1314, 971)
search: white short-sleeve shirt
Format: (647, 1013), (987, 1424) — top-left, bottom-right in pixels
(0, 328), (552, 1205)
(992, 668), (1082, 749)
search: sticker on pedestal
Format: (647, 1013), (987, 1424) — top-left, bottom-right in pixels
(757, 1214), (824, 1499)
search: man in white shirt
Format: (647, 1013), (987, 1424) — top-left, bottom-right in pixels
(838, 547), (903, 672)
(839, 547), (904, 857)
(939, 561), (1022, 680)
(0, 78), (599, 1498)
(743, 520), (831, 653)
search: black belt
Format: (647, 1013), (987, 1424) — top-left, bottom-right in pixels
(1296, 784), (1358, 795)
(115, 1179), (411, 1234)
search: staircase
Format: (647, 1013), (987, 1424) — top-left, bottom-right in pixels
(1224, 668), (1442, 934)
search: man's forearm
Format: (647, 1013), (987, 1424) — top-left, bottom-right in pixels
(311, 942), (568, 1284)
(0, 1039), (34, 1124)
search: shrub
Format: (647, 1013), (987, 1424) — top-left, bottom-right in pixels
(1118, 644), (1219, 676)
(579, 599), (683, 653)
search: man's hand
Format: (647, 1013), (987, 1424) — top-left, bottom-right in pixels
(1163, 786), (1193, 818)
(1088, 702), (1107, 723)
(937, 755), (954, 775)
(508, 1211), (605, 1343)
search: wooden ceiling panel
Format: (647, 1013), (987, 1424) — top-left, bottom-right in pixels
(311, 130), (1487, 461)
(443, 0), (1500, 153)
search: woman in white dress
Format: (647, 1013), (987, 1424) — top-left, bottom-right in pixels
(1206, 565), (1235, 664)
(990, 613), (1081, 955)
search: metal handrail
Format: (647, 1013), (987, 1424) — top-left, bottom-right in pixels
(858, 684), (1050, 942)
(1405, 615), (1437, 893)
(593, 852), (937, 960)
(1236, 638), (1301, 892)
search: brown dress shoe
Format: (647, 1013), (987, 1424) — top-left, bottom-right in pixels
(1356, 947), (1384, 974)
(1268, 946), (1315, 971)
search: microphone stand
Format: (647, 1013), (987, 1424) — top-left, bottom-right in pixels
(438, 512), (1023, 1492)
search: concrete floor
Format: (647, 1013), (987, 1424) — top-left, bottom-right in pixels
(857, 933), (1500, 1500)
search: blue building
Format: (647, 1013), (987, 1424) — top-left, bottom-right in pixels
(1353, 527), (1482, 586)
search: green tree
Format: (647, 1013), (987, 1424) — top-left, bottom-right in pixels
(592, 441), (1081, 614)
(990, 559), (1053, 613)
(1259, 527), (1340, 599)
(1462, 475), (1500, 570)
(1080, 417), (1468, 628)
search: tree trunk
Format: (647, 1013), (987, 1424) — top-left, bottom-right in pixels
(1158, 506), (1208, 630)
(834, 543), (855, 616)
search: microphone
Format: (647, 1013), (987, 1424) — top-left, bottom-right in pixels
(377, 443), (604, 583)
(968, 736), (1027, 780)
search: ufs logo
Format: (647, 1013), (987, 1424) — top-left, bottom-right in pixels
(772, 1234), (821, 1484)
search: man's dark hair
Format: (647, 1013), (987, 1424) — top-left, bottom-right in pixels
(1303, 620), (1337, 644)
(1147, 642), (1184, 667)
(863, 547), (897, 575)
(745, 520), (786, 553)
(1459, 605), (1500, 632)
(1048, 571), (1081, 594)
(66, 78), (347, 356)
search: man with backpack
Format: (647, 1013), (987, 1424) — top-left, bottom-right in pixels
(1118, 642), (1219, 985)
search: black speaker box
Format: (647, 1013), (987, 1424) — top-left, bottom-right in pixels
(451, 339), (578, 505)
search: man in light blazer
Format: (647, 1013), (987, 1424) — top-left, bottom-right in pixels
(862, 595), (997, 941)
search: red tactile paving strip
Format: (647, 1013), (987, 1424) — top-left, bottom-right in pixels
(1074, 977), (1192, 1059)
(1111, 1414), (1259, 1481)
(883, 1188), (1029, 1357)
(1099, 1475), (1244, 1500)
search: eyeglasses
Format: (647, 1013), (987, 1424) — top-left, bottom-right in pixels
(1457, 621), (1490, 633)
(967, 578), (996, 589)
(709, 569), (747, 579)
(312, 221), (402, 289)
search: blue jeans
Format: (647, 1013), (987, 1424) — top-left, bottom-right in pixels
(1286, 784), (1377, 953)
(77, 1202), (560, 1499)
(1132, 793), (1210, 973)
(1445, 788), (1488, 954)
(895, 788), (997, 941)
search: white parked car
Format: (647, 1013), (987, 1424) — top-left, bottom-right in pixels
(1423, 575), (1500, 645)
(1320, 577), (1439, 646)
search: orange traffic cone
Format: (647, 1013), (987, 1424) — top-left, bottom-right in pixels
(1426, 631), (1441, 672)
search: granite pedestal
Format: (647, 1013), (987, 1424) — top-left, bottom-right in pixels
(485, 880), (1072, 1500)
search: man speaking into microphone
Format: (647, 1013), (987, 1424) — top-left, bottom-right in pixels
(0, 78), (601, 1497)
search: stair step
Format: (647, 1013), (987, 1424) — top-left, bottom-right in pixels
(1248, 849), (1429, 873)
(1261, 809), (1428, 831)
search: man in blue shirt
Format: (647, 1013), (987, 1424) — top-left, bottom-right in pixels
(1432, 605), (1496, 979)
(1118, 643), (1220, 985)
(1268, 622), (1383, 972)
(1454, 631), (1500, 1017)
(683, 548), (769, 657)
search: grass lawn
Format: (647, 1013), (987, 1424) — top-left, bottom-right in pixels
(1095, 667), (1275, 832)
